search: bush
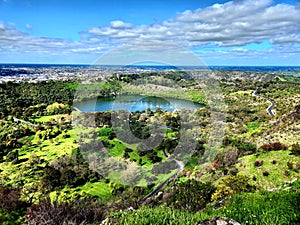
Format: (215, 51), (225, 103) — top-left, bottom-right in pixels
(287, 162), (293, 170)
(0, 186), (28, 224)
(214, 146), (239, 169)
(284, 170), (290, 176)
(212, 175), (255, 201)
(262, 170), (269, 176)
(291, 143), (300, 156)
(40, 166), (62, 191)
(254, 160), (264, 167)
(5, 150), (18, 163)
(25, 197), (105, 225)
(166, 180), (216, 212)
(260, 142), (288, 152)
(294, 163), (300, 172)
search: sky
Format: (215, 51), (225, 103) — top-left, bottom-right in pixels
(0, 0), (299, 66)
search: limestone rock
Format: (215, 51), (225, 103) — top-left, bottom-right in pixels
(197, 216), (243, 225)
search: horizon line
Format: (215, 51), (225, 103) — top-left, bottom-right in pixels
(0, 62), (299, 67)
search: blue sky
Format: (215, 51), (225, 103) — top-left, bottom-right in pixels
(0, 0), (299, 65)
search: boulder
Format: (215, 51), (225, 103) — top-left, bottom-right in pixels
(197, 216), (243, 225)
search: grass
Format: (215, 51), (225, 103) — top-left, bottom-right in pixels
(113, 189), (300, 225)
(230, 90), (253, 96)
(246, 121), (263, 132)
(222, 190), (300, 225)
(108, 139), (126, 157)
(244, 121), (263, 138)
(0, 129), (77, 188)
(48, 181), (112, 203)
(236, 150), (300, 189)
(30, 130), (76, 161)
(33, 114), (67, 122)
(122, 83), (194, 102)
(275, 75), (287, 82)
(112, 205), (215, 225)
(77, 181), (112, 199)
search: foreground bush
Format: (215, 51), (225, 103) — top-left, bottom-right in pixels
(166, 180), (216, 212)
(25, 197), (105, 225)
(212, 175), (255, 201)
(0, 186), (28, 224)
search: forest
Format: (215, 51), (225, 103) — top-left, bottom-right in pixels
(0, 70), (299, 224)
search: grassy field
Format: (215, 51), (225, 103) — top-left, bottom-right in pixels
(237, 150), (300, 189)
(77, 181), (112, 198)
(33, 114), (68, 122)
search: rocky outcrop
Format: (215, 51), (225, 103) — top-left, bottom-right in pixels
(197, 217), (243, 225)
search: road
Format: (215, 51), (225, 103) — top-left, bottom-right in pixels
(252, 89), (275, 117)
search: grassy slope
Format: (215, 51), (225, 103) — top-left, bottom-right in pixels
(33, 114), (67, 123)
(237, 150), (300, 189)
(113, 187), (300, 225)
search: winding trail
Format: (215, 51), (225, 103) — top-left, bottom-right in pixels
(71, 106), (82, 112)
(141, 159), (184, 204)
(13, 117), (37, 127)
(252, 89), (275, 117)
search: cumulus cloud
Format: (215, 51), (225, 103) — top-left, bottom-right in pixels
(0, 22), (110, 56)
(0, 0), (299, 64)
(110, 20), (132, 29)
(88, 0), (300, 47)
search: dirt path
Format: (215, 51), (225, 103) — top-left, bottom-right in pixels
(141, 159), (184, 204)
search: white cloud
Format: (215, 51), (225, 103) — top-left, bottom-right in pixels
(110, 20), (132, 29)
(88, 0), (300, 47)
(0, 0), (299, 64)
(25, 24), (32, 30)
(0, 22), (111, 56)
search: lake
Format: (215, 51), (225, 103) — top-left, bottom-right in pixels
(74, 95), (202, 112)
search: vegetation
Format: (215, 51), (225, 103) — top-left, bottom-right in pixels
(0, 70), (299, 224)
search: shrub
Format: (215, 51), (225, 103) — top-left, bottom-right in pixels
(291, 143), (300, 156)
(211, 184), (234, 202)
(284, 170), (290, 176)
(0, 186), (28, 212)
(0, 186), (28, 224)
(260, 142), (288, 152)
(294, 163), (300, 172)
(5, 150), (18, 163)
(40, 166), (62, 192)
(254, 160), (264, 167)
(262, 170), (269, 176)
(287, 162), (293, 170)
(25, 197), (105, 225)
(212, 175), (255, 201)
(214, 146), (239, 168)
(166, 180), (216, 212)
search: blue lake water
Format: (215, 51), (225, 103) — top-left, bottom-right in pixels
(74, 95), (202, 112)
